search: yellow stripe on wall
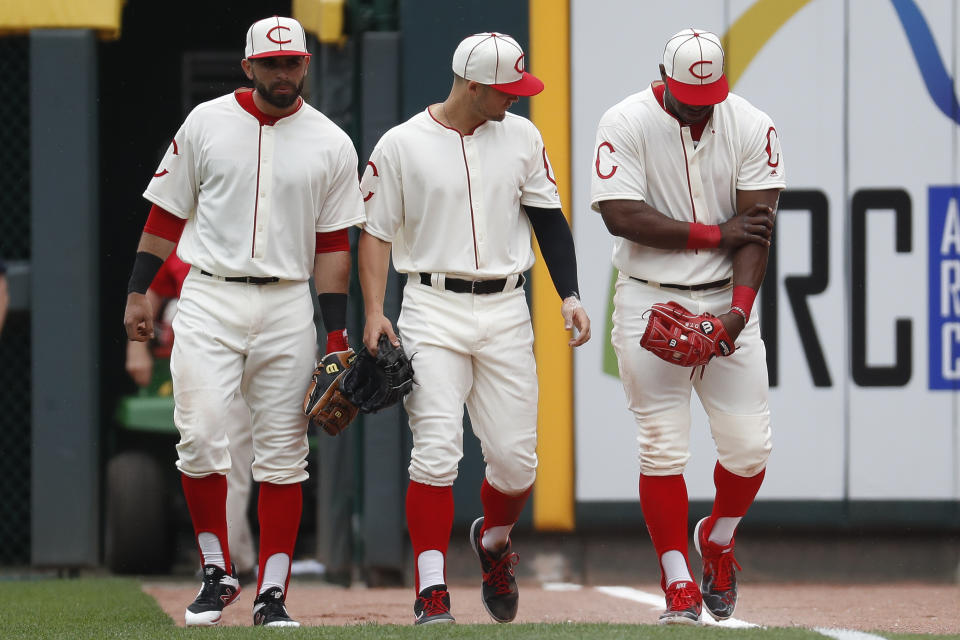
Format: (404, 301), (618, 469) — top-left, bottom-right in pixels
(529, 0), (574, 531)
(723, 0), (814, 88)
(0, 0), (126, 39)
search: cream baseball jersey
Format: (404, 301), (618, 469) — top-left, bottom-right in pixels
(590, 85), (786, 285)
(360, 109), (560, 278)
(144, 91), (365, 281)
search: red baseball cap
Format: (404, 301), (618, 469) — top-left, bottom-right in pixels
(452, 32), (544, 97)
(662, 28), (728, 106)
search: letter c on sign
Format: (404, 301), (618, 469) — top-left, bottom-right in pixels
(596, 141), (617, 179)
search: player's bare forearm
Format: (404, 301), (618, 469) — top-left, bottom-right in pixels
(136, 232), (176, 260)
(598, 199), (693, 249)
(357, 230), (398, 352)
(718, 188), (780, 339)
(313, 249), (351, 294)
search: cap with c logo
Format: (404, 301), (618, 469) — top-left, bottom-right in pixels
(662, 28), (728, 106)
(245, 16), (311, 59)
(452, 32), (544, 97)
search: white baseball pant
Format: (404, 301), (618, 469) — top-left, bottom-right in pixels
(399, 279), (538, 494)
(171, 268), (316, 485)
(610, 273), (772, 477)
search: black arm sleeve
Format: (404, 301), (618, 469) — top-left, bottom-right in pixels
(523, 205), (580, 300)
(317, 293), (347, 333)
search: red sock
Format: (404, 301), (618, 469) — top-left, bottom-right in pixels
(480, 478), (531, 532)
(257, 482), (302, 594)
(707, 462), (765, 532)
(638, 473), (689, 581)
(405, 481), (453, 592)
(181, 473), (231, 571)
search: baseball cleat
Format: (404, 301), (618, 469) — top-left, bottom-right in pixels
(252, 586), (300, 627)
(694, 516), (742, 619)
(470, 516), (520, 623)
(658, 580), (702, 625)
(184, 564), (241, 626)
(413, 584), (455, 625)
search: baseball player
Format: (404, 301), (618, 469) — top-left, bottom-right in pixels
(358, 32), (591, 625)
(591, 29), (784, 624)
(124, 247), (257, 582)
(122, 16), (365, 627)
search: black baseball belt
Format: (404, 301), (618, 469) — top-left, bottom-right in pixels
(629, 276), (731, 291)
(419, 273), (525, 294)
(200, 270), (280, 285)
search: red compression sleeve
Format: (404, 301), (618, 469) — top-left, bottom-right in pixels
(730, 285), (758, 322)
(316, 229), (350, 253)
(686, 222), (722, 250)
(143, 204), (186, 242)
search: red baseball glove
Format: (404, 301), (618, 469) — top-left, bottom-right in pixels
(640, 301), (735, 367)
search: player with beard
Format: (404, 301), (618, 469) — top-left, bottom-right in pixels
(123, 16), (365, 627)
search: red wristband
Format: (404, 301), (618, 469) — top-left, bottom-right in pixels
(731, 285), (757, 321)
(325, 329), (348, 354)
(686, 222), (722, 250)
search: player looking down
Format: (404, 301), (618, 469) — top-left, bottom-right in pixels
(591, 28), (785, 624)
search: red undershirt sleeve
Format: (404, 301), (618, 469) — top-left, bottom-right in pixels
(316, 228), (350, 253)
(143, 204), (186, 242)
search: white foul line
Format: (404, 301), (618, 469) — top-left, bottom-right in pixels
(584, 584), (889, 638)
(593, 585), (759, 628)
(815, 628), (889, 640)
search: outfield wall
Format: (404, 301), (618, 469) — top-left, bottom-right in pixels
(569, 0), (960, 511)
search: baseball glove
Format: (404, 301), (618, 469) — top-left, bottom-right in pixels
(339, 334), (415, 414)
(639, 301), (735, 368)
(303, 349), (360, 436)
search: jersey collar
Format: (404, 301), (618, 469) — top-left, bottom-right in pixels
(234, 88), (302, 126)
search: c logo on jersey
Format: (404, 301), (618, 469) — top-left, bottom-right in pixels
(267, 25), (292, 45)
(765, 127), (780, 168)
(514, 54), (525, 74)
(688, 60), (714, 80)
(362, 161), (378, 202)
(543, 148), (557, 186)
(153, 138), (179, 178)
(595, 141), (618, 179)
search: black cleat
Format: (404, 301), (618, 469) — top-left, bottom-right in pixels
(252, 586), (300, 627)
(184, 564), (241, 626)
(413, 584), (455, 625)
(469, 516), (520, 623)
(658, 580), (702, 625)
(694, 516), (742, 620)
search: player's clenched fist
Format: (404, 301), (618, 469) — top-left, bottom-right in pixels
(718, 203), (775, 250)
(123, 293), (155, 342)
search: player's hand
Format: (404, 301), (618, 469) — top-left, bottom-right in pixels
(125, 340), (153, 387)
(363, 312), (399, 356)
(717, 310), (746, 343)
(718, 204), (774, 250)
(123, 292), (155, 342)
(561, 295), (591, 347)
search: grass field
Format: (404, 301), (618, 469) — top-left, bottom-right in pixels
(2, 577), (955, 640)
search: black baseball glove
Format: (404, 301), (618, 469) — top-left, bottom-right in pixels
(340, 334), (415, 414)
(303, 349), (360, 436)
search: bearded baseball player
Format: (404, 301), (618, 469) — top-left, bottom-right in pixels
(358, 32), (591, 625)
(591, 29), (784, 624)
(124, 247), (258, 582)
(122, 16), (365, 627)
